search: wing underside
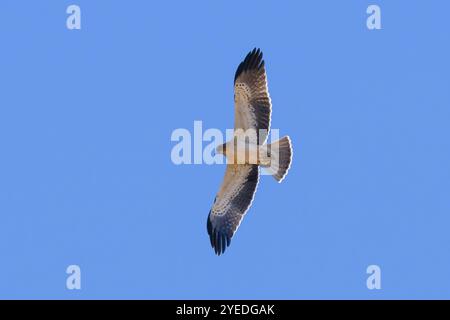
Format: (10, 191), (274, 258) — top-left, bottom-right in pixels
(207, 164), (259, 255)
(234, 48), (272, 144)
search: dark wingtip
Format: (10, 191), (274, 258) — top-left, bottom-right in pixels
(234, 48), (264, 83)
(212, 231), (231, 256)
(206, 212), (214, 248)
(207, 213), (232, 256)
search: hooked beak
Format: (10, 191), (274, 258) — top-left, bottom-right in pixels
(215, 145), (222, 155)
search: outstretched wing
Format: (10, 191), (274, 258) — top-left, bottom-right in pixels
(234, 48), (272, 144)
(207, 165), (259, 255)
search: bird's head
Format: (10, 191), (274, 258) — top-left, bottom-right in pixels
(215, 143), (227, 155)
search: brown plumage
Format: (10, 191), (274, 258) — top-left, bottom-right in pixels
(207, 48), (293, 255)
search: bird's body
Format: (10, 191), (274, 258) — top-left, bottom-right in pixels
(207, 48), (293, 255)
(217, 137), (270, 166)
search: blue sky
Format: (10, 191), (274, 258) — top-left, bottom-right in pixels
(0, 0), (449, 299)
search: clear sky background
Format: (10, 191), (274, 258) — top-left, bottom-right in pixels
(0, 0), (449, 299)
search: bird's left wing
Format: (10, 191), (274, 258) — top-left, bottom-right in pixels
(234, 48), (272, 144)
(207, 164), (259, 255)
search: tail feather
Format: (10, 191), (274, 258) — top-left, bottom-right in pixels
(263, 136), (292, 182)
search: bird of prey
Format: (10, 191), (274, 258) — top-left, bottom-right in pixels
(206, 48), (293, 255)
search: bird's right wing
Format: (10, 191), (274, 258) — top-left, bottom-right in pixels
(207, 164), (259, 255)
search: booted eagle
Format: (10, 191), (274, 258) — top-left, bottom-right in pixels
(206, 48), (293, 255)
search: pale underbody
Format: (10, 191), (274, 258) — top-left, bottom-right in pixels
(216, 138), (271, 166)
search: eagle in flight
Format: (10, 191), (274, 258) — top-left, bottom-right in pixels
(207, 48), (293, 255)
